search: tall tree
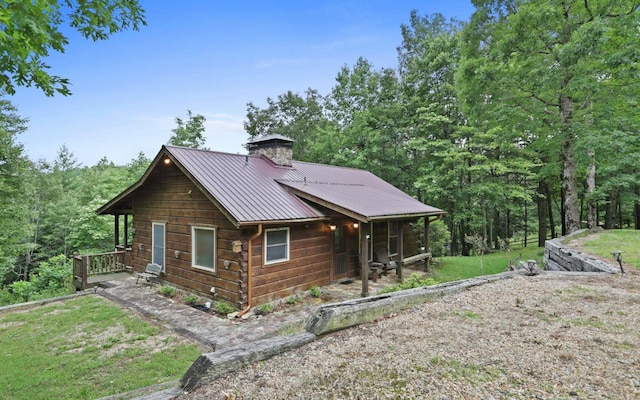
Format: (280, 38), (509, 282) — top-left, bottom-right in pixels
(168, 110), (207, 149)
(0, 0), (146, 96)
(0, 97), (33, 282)
(460, 0), (640, 234)
(244, 89), (330, 161)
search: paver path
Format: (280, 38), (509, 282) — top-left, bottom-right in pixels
(98, 274), (396, 351)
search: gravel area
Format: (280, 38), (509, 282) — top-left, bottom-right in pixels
(179, 271), (640, 399)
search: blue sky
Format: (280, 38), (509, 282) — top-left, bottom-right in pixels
(12, 1), (475, 166)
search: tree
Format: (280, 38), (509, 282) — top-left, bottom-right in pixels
(168, 110), (207, 148)
(460, 0), (640, 234)
(245, 89), (330, 161)
(0, 97), (33, 282)
(0, 0), (146, 96)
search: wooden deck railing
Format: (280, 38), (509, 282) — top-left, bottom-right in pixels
(73, 250), (130, 290)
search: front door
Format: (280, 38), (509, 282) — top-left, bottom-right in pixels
(332, 225), (348, 280)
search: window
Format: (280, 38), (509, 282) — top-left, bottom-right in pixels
(389, 221), (399, 256)
(192, 226), (216, 271)
(152, 222), (165, 270)
(265, 227), (289, 264)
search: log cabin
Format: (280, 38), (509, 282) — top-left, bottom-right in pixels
(97, 135), (445, 310)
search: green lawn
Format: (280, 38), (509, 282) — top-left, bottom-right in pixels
(430, 246), (544, 283)
(0, 295), (201, 400)
(572, 229), (640, 269)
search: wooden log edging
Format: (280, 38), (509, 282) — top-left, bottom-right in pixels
(543, 229), (621, 274)
(181, 332), (316, 391)
(180, 272), (517, 391)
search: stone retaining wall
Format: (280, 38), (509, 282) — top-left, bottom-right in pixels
(543, 229), (620, 274)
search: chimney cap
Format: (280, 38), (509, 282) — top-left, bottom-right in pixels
(247, 134), (294, 148)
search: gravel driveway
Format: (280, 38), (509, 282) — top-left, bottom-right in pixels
(179, 271), (640, 399)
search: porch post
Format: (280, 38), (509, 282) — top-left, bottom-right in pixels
(114, 214), (120, 249)
(397, 222), (404, 282)
(360, 223), (369, 297)
(124, 214), (129, 248)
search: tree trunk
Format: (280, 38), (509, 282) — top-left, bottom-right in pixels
(559, 95), (581, 234)
(634, 201), (640, 230)
(604, 191), (617, 229)
(537, 180), (549, 246)
(586, 150), (597, 230)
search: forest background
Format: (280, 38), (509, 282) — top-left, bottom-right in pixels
(1, 1), (638, 303)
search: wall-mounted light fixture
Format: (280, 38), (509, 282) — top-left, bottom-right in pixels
(138, 243), (144, 250)
(329, 224), (337, 231)
(353, 222), (359, 229)
(174, 250), (181, 258)
(163, 158), (171, 165)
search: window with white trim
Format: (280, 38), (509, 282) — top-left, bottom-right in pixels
(264, 227), (289, 265)
(152, 222), (165, 271)
(389, 221), (399, 256)
(192, 226), (216, 272)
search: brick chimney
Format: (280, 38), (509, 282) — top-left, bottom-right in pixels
(247, 134), (294, 167)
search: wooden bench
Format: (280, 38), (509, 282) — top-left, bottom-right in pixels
(135, 263), (163, 285)
(402, 252), (432, 270)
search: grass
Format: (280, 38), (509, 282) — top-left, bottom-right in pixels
(575, 229), (640, 269)
(431, 245), (543, 283)
(0, 295), (201, 400)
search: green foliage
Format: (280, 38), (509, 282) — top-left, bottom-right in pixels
(215, 300), (235, 315)
(309, 285), (321, 298)
(255, 303), (273, 315)
(427, 220), (450, 257)
(378, 273), (439, 294)
(2, 254), (73, 305)
(158, 286), (175, 297)
(183, 294), (199, 305)
(0, 296), (200, 400)
(168, 110), (207, 148)
(286, 295), (302, 305)
(0, 0), (146, 96)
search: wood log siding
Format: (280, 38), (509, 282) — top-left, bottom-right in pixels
(249, 222), (332, 305)
(130, 162), (244, 306)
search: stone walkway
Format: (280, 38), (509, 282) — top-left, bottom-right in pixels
(97, 272), (404, 352)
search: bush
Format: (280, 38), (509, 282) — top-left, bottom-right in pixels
(10, 280), (35, 302)
(428, 220), (450, 257)
(286, 295), (301, 305)
(255, 303), (273, 315)
(378, 273), (439, 294)
(215, 301), (235, 315)
(32, 255), (73, 292)
(183, 294), (199, 305)
(309, 285), (321, 298)
(159, 286), (175, 297)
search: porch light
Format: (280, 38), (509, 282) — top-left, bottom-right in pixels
(353, 222), (359, 229)
(163, 158), (171, 165)
(329, 224), (337, 231)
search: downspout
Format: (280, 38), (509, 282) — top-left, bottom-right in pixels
(237, 224), (262, 317)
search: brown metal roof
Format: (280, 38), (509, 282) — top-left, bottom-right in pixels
(98, 145), (444, 226)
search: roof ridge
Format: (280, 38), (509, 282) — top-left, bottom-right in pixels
(291, 159), (368, 172)
(165, 145), (263, 159)
(277, 179), (365, 187)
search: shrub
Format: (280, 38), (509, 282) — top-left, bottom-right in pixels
(159, 286), (175, 297)
(215, 301), (235, 315)
(10, 280), (35, 302)
(428, 220), (450, 257)
(286, 295), (301, 305)
(183, 294), (199, 305)
(309, 285), (321, 298)
(378, 273), (439, 294)
(255, 303), (273, 315)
